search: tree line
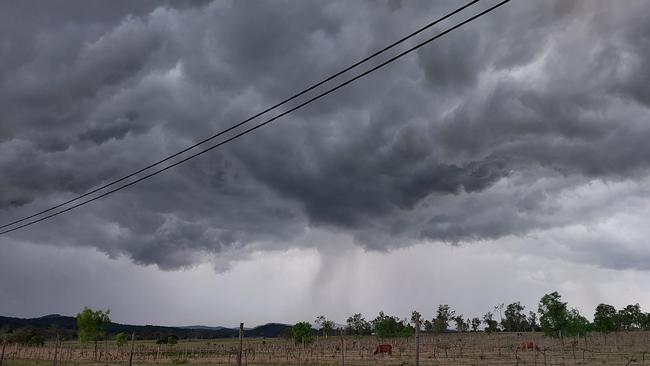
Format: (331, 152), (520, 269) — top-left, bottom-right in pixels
(3, 291), (650, 348)
(292, 291), (650, 343)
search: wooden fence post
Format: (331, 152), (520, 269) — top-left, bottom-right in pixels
(237, 323), (243, 366)
(128, 331), (135, 366)
(1, 340), (7, 366)
(340, 328), (345, 366)
(415, 317), (420, 366)
(53, 334), (59, 366)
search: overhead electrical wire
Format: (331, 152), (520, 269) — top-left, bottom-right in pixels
(0, 0), (511, 235)
(0, 0), (480, 232)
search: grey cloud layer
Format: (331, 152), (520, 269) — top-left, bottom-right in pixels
(2, 0), (650, 270)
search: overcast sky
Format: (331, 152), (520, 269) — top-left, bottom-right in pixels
(2, 0), (650, 327)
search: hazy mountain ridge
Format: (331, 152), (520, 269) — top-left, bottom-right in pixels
(0, 315), (291, 339)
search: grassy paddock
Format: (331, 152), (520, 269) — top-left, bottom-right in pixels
(3, 331), (650, 365)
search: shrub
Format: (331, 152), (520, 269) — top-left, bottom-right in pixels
(291, 322), (314, 345)
(115, 332), (129, 347)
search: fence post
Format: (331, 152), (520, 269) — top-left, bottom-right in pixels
(415, 317), (420, 366)
(340, 328), (345, 366)
(238, 323), (244, 366)
(128, 331), (135, 366)
(1, 339), (6, 366)
(53, 334), (59, 366)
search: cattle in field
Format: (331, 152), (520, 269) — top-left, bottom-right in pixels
(373, 344), (392, 355)
(517, 341), (541, 351)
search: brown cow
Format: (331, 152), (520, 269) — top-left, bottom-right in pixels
(517, 341), (541, 352)
(373, 344), (392, 355)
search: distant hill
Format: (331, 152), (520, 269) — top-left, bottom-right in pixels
(246, 323), (292, 338)
(0, 314), (291, 340)
(180, 325), (228, 330)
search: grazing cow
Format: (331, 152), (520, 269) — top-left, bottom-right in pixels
(517, 341), (541, 352)
(373, 344), (392, 356)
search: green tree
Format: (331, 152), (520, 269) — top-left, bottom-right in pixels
(470, 317), (481, 332)
(11, 328), (45, 346)
(618, 304), (643, 330)
(411, 310), (423, 330)
(0, 329), (8, 344)
(565, 308), (590, 338)
(483, 312), (499, 333)
(642, 313), (650, 330)
(315, 315), (334, 338)
(452, 315), (468, 332)
(372, 311), (412, 338)
(76, 307), (111, 361)
(321, 320), (335, 337)
(593, 303), (618, 342)
(423, 320), (433, 333)
(502, 302), (528, 332)
(538, 292), (568, 338)
(528, 311), (540, 331)
(115, 332), (129, 347)
(346, 313), (372, 336)
(291, 322), (314, 345)
(432, 305), (455, 334)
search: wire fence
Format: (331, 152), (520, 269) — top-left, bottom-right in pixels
(3, 330), (650, 366)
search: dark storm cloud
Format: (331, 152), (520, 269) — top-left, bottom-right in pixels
(2, 0), (650, 270)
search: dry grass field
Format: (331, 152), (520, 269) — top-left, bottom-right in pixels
(3, 331), (650, 366)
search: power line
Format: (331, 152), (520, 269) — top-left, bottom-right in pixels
(0, 0), (511, 236)
(0, 0), (480, 231)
